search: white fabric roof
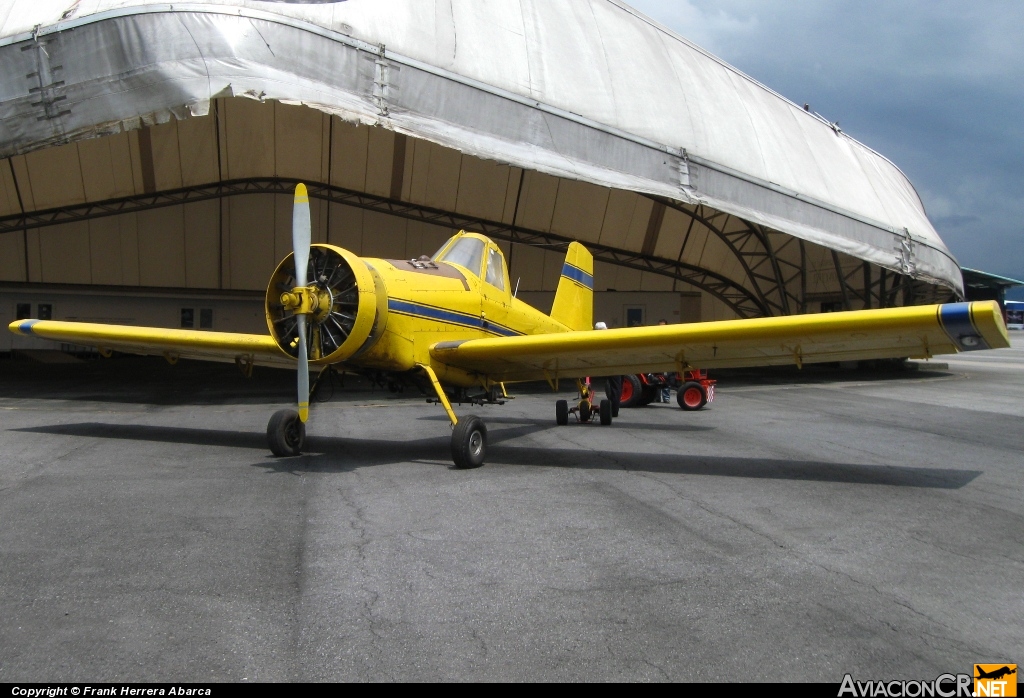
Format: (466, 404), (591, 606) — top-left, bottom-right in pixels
(0, 0), (962, 293)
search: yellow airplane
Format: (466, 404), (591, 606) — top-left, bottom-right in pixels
(8, 184), (1011, 468)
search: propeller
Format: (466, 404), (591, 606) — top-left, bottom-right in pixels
(292, 183), (311, 423)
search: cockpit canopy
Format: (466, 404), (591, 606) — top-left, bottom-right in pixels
(434, 232), (508, 292)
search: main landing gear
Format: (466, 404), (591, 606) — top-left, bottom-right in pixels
(265, 365), (497, 468)
(267, 409), (306, 457)
(555, 378), (613, 427)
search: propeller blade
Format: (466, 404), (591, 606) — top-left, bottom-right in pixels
(296, 314), (309, 423)
(293, 183), (311, 287)
(293, 183), (311, 423)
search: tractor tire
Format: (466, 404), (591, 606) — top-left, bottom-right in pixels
(639, 385), (657, 406)
(609, 374), (643, 408)
(677, 381), (708, 411)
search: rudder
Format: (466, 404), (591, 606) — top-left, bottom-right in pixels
(550, 242), (593, 331)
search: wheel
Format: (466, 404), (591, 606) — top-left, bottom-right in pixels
(639, 385), (657, 406)
(556, 399), (569, 426)
(599, 399), (612, 425)
(451, 415), (487, 468)
(579, 400), (592, 422)
(267, 409), (305, 457)
(609, 375), (643, 408)
(677, 381), (708, 411)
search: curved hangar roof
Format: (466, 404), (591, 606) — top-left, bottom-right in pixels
(0, 0), (962, 295)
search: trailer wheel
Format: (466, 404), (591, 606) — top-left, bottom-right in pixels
(677, 381), (707, 411)
(599, 399), (612, 425)
(579, 401), (592, 422)
(556, 399), (569, 425)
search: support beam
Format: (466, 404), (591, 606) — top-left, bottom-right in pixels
(0, 177), (768, 318)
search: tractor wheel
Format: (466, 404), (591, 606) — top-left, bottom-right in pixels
(556, 399), (569, 426)
(451, 415), (487, 468)
(677, 381), (708, 411)
(639, 385), (657, 406)
(599, 399), (613, 425)
(610, 374), (643, 408)
(267, 409), (305, 457)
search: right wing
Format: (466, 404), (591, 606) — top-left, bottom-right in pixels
(430, 301), (1010, 383)
(9, 319), (291, 368)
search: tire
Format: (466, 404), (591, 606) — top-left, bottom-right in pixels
(639, 385), (657, 406)
(677, 381), (708, 411)
(267, 409), (305, 457)
(579, 401), (592, 422)
(610, 374), (643, 408)
(556, 399), (569, 426)
(451, 415), (487, 469)
(599, 399), (612, 425)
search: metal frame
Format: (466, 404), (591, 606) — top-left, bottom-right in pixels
(0, 177), (770, 318)
(655, 197), (805, 317)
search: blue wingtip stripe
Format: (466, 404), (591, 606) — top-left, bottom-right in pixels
(560, 262), (593, 290)
(938, 302), (989, 351)
(18, 320), (37, 336)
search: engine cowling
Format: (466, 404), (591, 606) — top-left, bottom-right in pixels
(265, 244), (383, 365)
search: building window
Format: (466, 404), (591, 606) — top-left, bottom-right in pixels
(181, 308), (195, 328)
(625, 306), (644, 327)
(820, 302), (844, 313)
(199, 308), (213, 329)
(37, 304), (52, 320)
(16, 303), (31, 320)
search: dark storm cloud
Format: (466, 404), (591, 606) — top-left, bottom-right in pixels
(627, 0), (1024, 287)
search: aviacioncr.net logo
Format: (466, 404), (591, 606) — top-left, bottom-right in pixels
(838, 674), (973, 697)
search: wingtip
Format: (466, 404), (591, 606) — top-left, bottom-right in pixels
(294, 183), (308, 203)
(8, 319), (37, 336)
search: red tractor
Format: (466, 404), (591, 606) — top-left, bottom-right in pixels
(609, 370), (716, 411)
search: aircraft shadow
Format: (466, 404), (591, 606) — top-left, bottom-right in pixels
(15, 422), (980, 489)
(416, 412), (716, 433)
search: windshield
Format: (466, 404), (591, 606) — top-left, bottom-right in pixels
(437, 237), (485, 277)
(485, 247), (506, 290)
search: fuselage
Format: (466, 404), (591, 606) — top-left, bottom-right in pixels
(337, 233), (573, 386)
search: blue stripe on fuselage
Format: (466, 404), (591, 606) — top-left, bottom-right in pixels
(561, 262), (593, 290)
(938, 302), (989, 351)
(387, 299), (522, 337)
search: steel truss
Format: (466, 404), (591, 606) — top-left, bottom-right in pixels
(0, 178), (771, 318)
(654, 197), (806, 317)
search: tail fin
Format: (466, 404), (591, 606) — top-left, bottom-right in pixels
(549, 242), (593, 331)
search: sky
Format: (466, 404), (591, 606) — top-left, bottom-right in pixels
(627, 0), (1024, 296)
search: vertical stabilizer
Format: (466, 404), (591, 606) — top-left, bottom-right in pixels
(549, 242), (594, 331)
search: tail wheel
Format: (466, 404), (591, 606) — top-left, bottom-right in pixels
(267, 409), (305, 457)
(610, 375), (643, 407)
(451, 415), (487, 468)
(677, 381), (708, 411)
(555, 399), (569, 426)
(599, 399), (612, 425)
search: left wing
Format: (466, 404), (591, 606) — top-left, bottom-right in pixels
(430, 301), (1010, 383)
(9, 319), (291, 367)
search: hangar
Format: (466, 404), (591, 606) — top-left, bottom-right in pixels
(0, 0), (964, 353)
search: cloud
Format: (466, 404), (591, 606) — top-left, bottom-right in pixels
(627, 0), (1024, 281)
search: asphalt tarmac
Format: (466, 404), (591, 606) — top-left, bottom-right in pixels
(0, 337), (1021, 682)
